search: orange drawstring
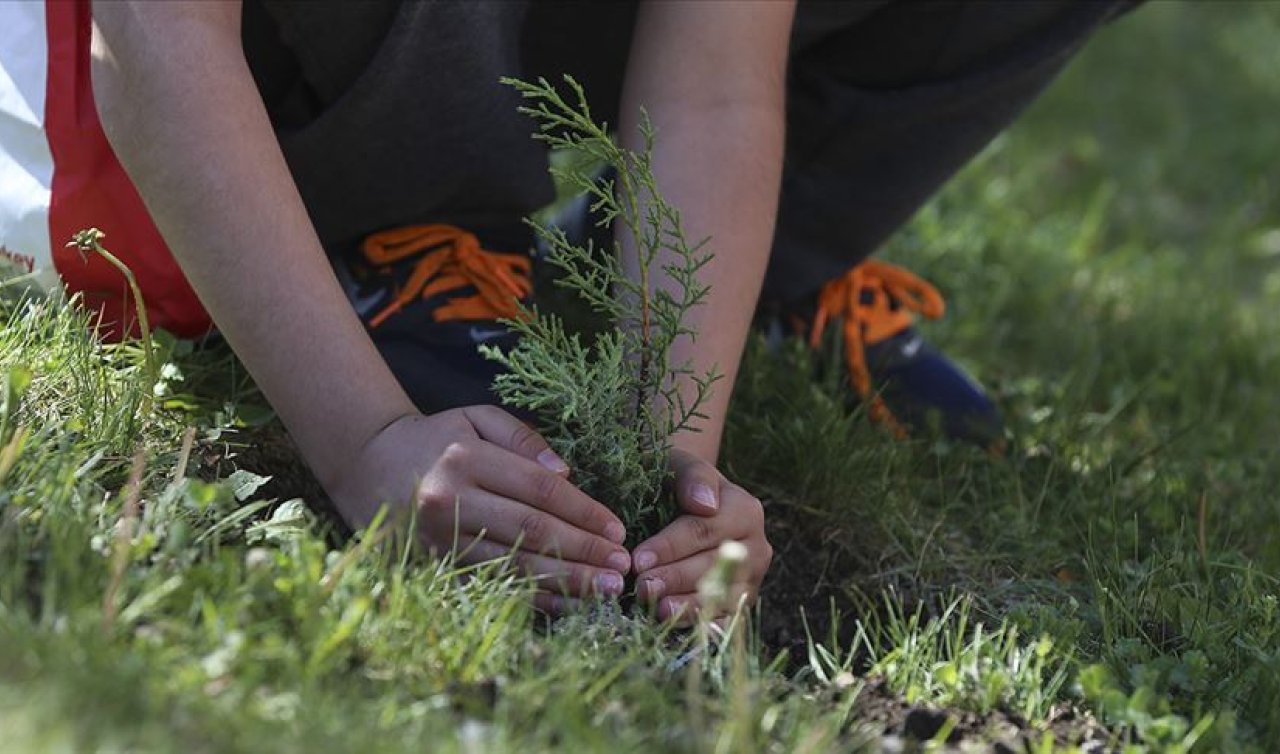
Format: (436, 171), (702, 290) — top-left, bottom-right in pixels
(360, 224), (532, 329)
(809, 259), (946, 438)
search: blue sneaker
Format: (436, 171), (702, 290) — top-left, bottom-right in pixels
(547, 184), (1003, 447)
(807, 259), (1004, 448)
(335, 223), (535, 415)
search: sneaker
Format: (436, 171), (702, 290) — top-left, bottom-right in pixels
(543, 184), (1002, 445)
(335, 223), (534, 415)
(805, 259), (1004, 447)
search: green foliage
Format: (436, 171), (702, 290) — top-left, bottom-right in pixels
(483, 76), (718, 535)
(869, 599), (1069, 723)
(807, 595), (1072, 724)
(1076, 664), (1231, 752)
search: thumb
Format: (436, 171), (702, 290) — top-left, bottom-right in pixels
(670, 447), (720, 516)
(461, 405), (569, 475)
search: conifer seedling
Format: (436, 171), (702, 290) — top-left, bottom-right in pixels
(483, 76), (720, 540)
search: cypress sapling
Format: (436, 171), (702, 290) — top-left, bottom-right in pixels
(482, 76), (720, 540)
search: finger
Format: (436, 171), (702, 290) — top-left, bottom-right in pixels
(450, 488), (631, 573)
(632, 514), (729, 573)
(657, 593), (697, 627)
(633, 484), (764, 571)
(635, 548), (720, 605)
(658, 585), (754, 625)
(466, 441), (626, 544)
(670, 448), (720, 516)
(532, 591), (583, 617)
(462, 405), (569, 474)
(638, 544), (768, 608)
(459, 538), (627, 599)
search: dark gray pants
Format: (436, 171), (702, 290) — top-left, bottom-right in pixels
(243, 0), (1133, 413)
(524, 0), (1134, 303)
(248, 0), (1132, 302)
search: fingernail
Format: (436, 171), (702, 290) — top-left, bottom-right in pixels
(537, 449), (569, 474)
(661, 597), (690, 622)
(607, 551), (631, 573)
(596, 572), (624, 596)
(690, 483), (718, 510)
(640, 577), (665, 602)
(604, 521), (626, 544)
(634, 550), (657, 572)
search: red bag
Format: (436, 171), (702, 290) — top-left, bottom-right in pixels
(0, 0), (211, 340)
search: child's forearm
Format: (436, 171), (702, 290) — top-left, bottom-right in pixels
(619, 1), (794, 463)
(91, 2), (416, 492)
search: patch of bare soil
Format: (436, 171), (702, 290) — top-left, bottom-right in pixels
(195, 421), (344, 533)
(845, 678), (1111, 752)
(756, 499), (870, 667)
(757, 501), (1112, 752)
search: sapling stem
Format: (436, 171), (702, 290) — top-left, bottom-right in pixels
(486, 76), (719, 538)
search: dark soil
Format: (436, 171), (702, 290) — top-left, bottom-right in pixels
(849, 679), (1110, 752)
(756, 498), (870, 667)
(194, 421), (345, 536)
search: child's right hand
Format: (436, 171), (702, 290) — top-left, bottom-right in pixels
(88, 1), (626, 616)
(327, 406), (631, 614)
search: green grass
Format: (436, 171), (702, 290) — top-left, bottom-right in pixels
(3, 3), (1280, 751)
(0, 300), (863, 753)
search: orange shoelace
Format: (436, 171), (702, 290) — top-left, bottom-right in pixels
(360, 224), (533, 329)
(808, 259), (946, 438)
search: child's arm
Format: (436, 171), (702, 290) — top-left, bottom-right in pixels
(620, 0), (796, 619)
(90, 1), (631, 608)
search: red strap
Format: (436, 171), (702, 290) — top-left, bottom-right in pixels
(45, 0), (211, 340)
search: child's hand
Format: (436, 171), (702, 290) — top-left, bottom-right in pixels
(631, 448), (772, 624)
(328, 406), (631, 614)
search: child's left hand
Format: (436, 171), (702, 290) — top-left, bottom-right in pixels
(631, 448), (773, 624)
